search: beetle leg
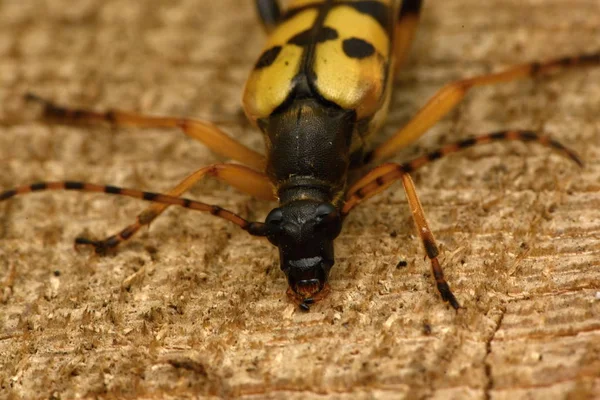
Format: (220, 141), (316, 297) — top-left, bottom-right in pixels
(343, 128), (584, 307)
(75, 163), (276, 253)
(255, 0), (282, 33)
(343, 165), (459, 309)
(367, 52), (600, 163)
(394, 0), (422, 72)
(0, 166), (275, 251)
(25, 93), (266, 170)
(399, 173), (459, 309)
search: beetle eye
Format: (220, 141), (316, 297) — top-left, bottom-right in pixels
(315, 203), (337, 222)
(266, 208), (283, 225)
(265, 208), (284, 245)
(314, 203), (342, 239)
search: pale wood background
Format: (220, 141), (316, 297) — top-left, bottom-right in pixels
(0, 1), (599, 399)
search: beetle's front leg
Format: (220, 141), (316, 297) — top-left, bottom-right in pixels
(343, 166), (459, 309)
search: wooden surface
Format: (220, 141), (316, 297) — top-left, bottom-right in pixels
(1, 1), (599, 399)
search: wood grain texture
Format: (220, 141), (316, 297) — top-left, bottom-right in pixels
(0, 1), (599, 399)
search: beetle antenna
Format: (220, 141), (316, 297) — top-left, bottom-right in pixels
(0, 181), (268, 236)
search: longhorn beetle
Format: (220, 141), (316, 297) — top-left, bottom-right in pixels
(2, 0), (599, 311)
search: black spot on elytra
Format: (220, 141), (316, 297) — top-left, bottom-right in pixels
(255, 46), (283, 69)
(343, 38), (375, 59)
(288, 26), (338, 47)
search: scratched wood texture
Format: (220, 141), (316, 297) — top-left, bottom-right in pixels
(0, 1), (599, 399)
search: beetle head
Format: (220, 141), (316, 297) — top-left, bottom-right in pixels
(265, 200), (342, 299)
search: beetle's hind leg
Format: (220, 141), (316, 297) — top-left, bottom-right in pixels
(25, 93), (265, 170)
(74, 163), (276, 254)
(393, 0), (423, 72)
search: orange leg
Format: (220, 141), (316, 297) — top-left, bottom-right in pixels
(393, 0), (422, 73)
(1, 165), (276, 252)
(343, 129), (583, 308)
(75, 163), (275, 253)
(402, 173), (459, 309)
(25, 94), (266, 170)
(346, 165), (458, 308)
(368, 52), (600, 163)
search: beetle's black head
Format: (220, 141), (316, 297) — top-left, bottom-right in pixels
(265, 200), (342, 299)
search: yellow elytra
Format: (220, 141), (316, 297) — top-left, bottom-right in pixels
(244, 0), (401, 153)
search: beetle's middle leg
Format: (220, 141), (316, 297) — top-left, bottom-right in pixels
(76, 163), (276, 254)
(368, 52), (600, 163)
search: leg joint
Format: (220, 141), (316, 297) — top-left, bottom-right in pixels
(424, 238), (439, 260)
